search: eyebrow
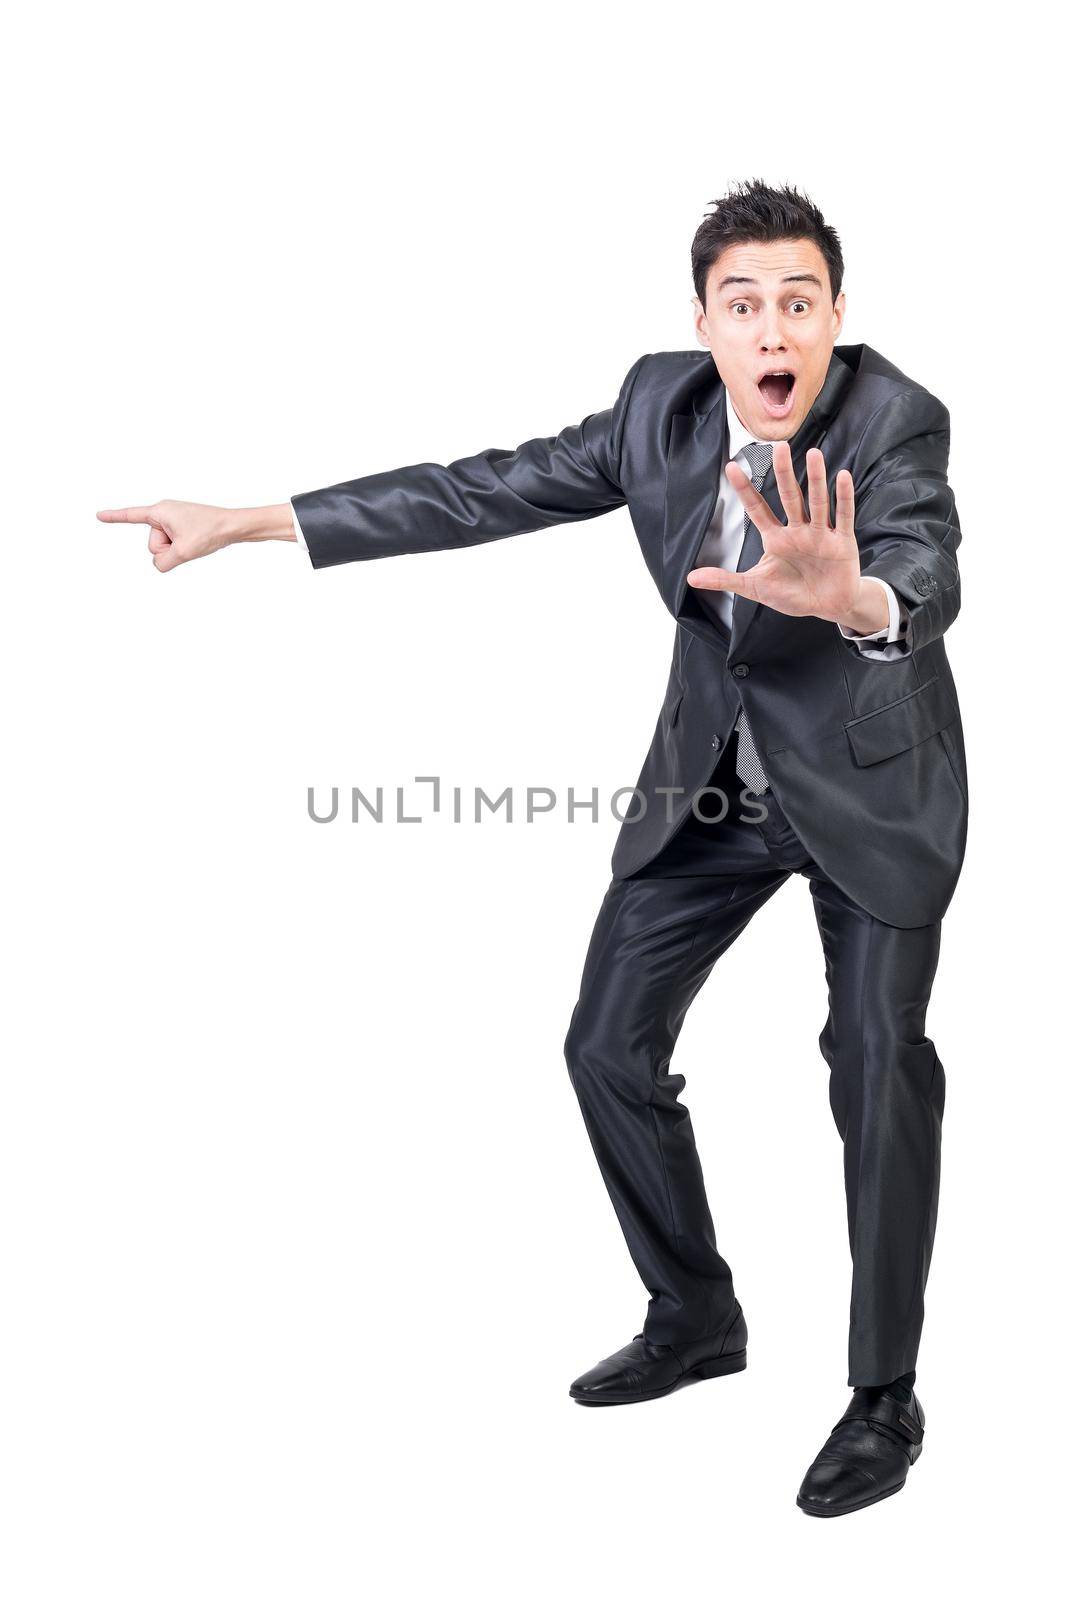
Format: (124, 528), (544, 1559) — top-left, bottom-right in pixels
(717, 273), (823, 292)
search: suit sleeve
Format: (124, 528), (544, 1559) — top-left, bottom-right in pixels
(848, 389), (961, 657)
(289, 355), (647, 571)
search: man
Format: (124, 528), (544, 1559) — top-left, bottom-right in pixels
(99, 180), (965, 1517)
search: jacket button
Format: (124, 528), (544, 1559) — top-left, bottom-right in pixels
(732, 663), (750, 678)
(710, 735), (721, 751)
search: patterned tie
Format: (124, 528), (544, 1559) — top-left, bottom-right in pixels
(733, 441), (774, 794)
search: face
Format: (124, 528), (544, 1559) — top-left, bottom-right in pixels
(693, 237), (845, 440)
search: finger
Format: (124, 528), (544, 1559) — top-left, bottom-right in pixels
(724, 461), (780, 537)
(148, 526), (172, 555)
(835, 469), (855, 538)
(97, 505), (159, 525)
(772, 440), (806, 522)
(806, 449), (830, 527)
(687, 565), (757, 600)
(153, 544), (183, 573)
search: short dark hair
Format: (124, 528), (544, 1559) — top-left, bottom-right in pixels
(691, 179), (844, 306)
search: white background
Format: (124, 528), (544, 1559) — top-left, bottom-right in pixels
(3, 3), (1061, 1594)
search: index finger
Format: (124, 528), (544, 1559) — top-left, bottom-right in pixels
(724, 460), (780, 536)
(96, 506), (158, 524)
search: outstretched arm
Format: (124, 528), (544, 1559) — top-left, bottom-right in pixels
(97, 356), (647, 574)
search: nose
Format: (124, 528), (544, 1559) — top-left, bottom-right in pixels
(759, 310), (789, 352)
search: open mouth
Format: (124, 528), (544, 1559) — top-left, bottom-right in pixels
(757, 371), (796, 416)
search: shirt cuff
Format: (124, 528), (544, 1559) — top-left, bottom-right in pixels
(837, 578), (908, 658)
(290, 501), (309, 552)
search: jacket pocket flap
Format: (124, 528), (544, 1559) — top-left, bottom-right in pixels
(845, 674), (956, 767)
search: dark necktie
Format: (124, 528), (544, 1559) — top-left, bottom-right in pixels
(733, 441), (774, 794)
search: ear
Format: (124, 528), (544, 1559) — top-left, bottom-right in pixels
(692, 294), (712, 350)
(831, 290), (846, 338)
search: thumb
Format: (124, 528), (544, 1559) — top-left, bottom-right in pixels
(687, 566), (754, 598)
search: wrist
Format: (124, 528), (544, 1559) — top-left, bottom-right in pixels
(223, 503), (296, 544)
(833, 577), (889, 635)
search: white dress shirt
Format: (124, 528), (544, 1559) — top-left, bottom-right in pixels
(290, 389), (907, 658)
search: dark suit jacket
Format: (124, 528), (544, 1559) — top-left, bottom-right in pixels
(293, 345), (966, 928)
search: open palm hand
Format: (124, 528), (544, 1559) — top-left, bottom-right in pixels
(688, 442), (863, 624)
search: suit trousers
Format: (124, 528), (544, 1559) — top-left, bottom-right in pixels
(564, 733), (945, 1387)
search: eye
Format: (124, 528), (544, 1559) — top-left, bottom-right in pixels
(731, 303), (752, 316)
(789, 300), (809, 314)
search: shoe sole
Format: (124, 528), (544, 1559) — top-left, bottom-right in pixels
(796, 1445), (921, 1517)
(570, 1348), (747, 1405)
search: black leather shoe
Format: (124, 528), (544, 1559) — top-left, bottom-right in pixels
(796, 1386), (925, 1517)
(569, 1304), (747, 1405)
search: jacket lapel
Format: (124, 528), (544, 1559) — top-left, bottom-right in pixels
(663, 390), (732, 650)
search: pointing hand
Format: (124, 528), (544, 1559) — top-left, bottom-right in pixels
(96, 500), (295, 571)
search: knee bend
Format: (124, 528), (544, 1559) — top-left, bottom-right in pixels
(563, 1002), (644, 1097)
(826, 1029), (944, 1105)
(563, 1004), (599, 1088)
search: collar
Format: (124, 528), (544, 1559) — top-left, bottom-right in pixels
(724, 386), (762, 461)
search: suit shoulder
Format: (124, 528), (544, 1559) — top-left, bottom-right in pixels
(623, 349), (717, 413)
(638, 349), (713, 380)
(840, 348), (952, 479)
(640, 349), (710, 367)
(845, 344), (949, 420)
